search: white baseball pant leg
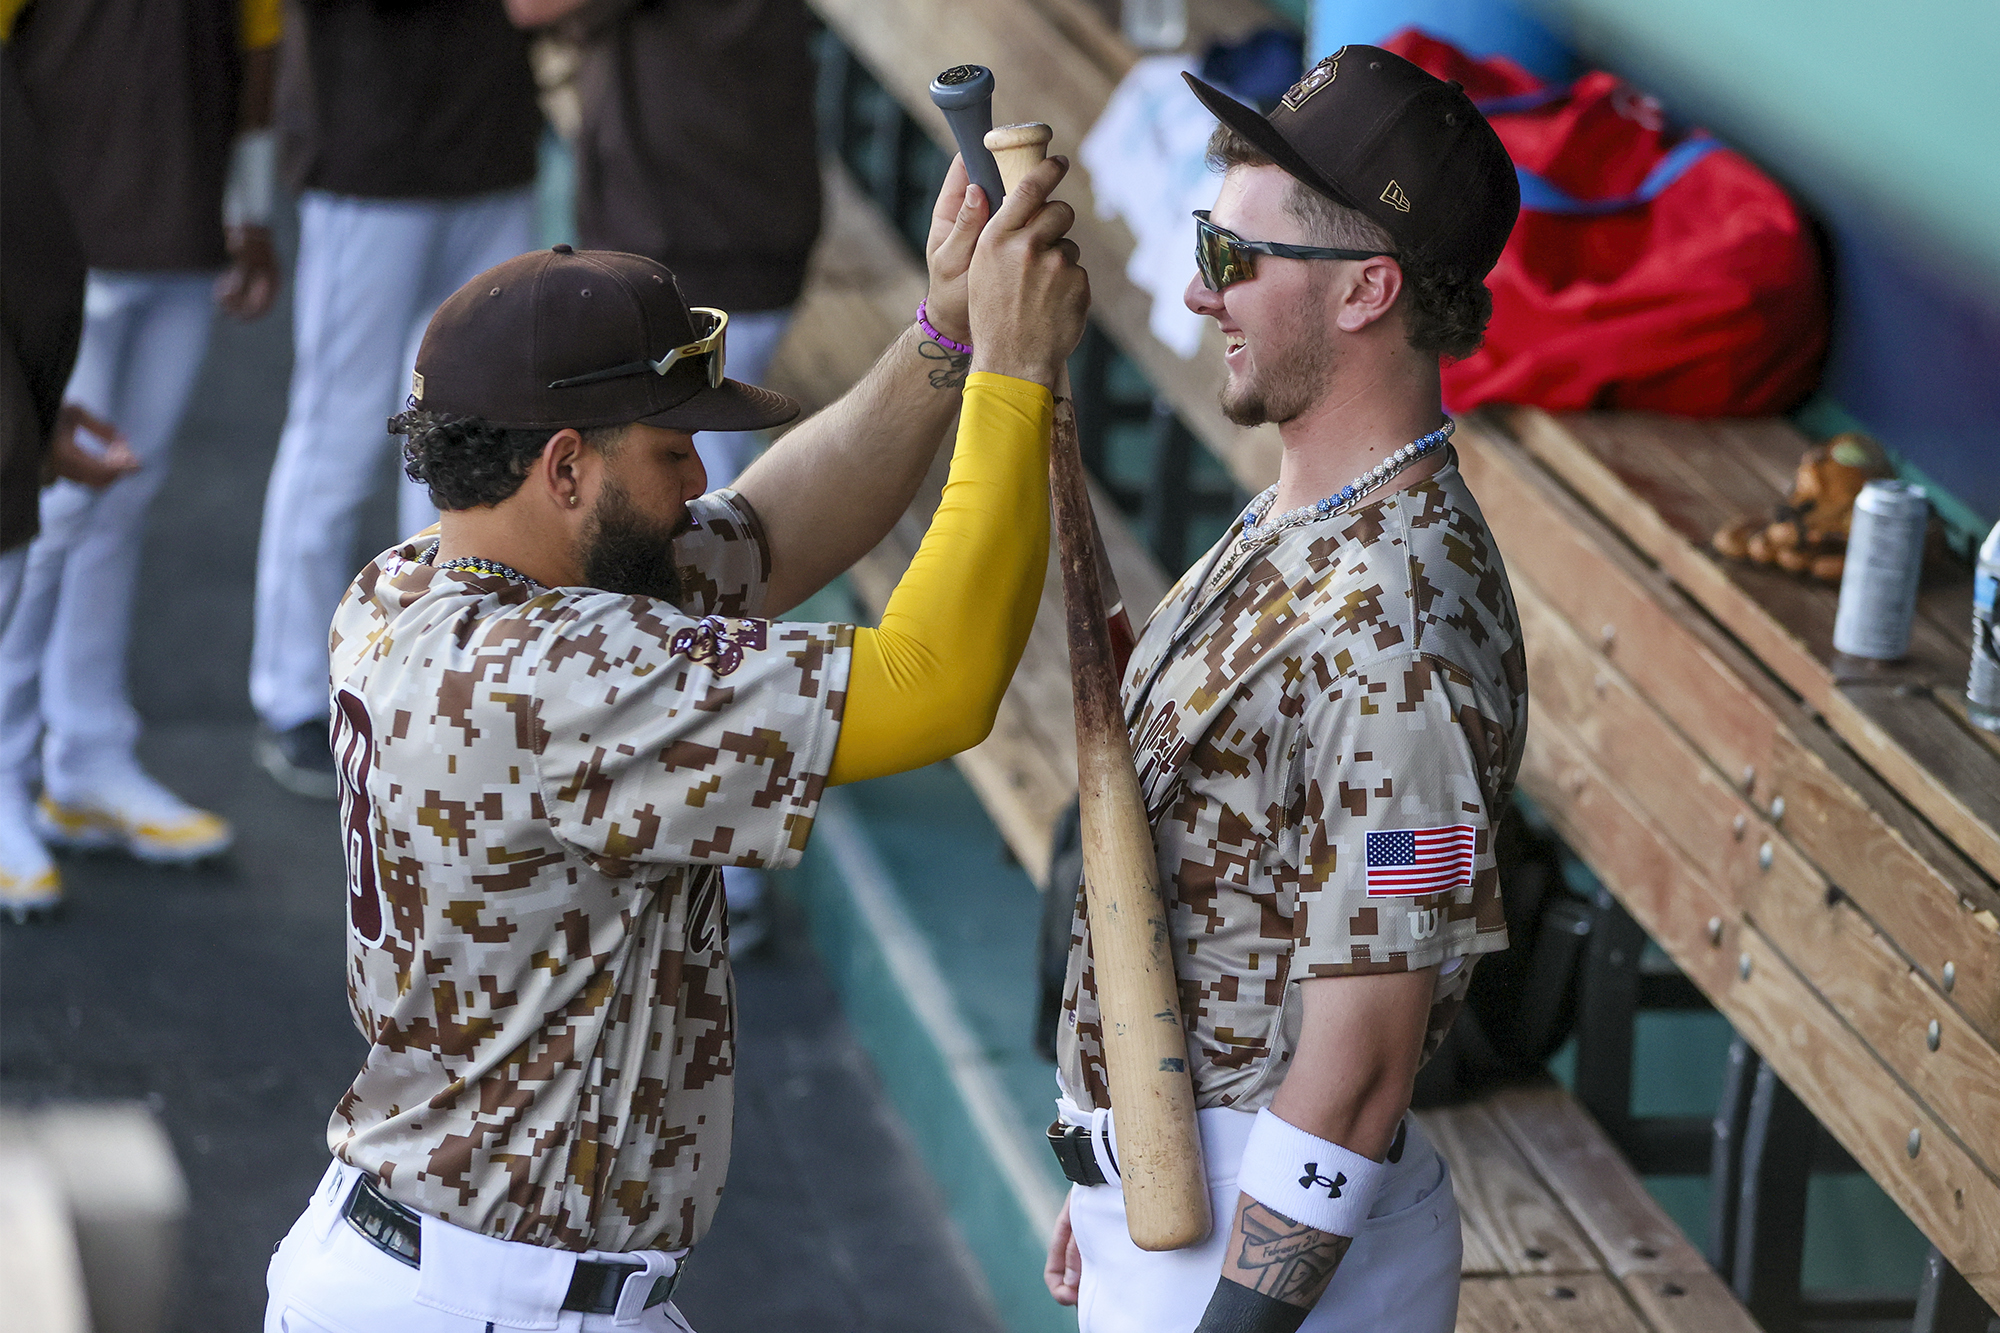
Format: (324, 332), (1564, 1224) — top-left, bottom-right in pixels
(1063, 1101), (1462, 1333)
(691, 307), (791, 488)
(249, 188), (533, 734)
(266, 1160), (696, 1332)
(0, 271), (217, 790)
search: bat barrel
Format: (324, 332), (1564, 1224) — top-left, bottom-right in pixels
(1050, 397), (1212, 1250)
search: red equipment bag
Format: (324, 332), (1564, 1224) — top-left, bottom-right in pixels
(1382, 31), (1828, 416)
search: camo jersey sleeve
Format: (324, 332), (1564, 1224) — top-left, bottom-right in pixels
(533, 594), (851, 873)
(673, 489), (772, 619)
(1284, 649), (1512, 979)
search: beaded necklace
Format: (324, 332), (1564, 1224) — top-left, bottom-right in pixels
(421, 540), (548, 593)
(1236, 419), (1455, 549)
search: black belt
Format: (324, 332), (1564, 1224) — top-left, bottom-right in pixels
(1047, 1118), (1117, 1187)
(342, 1174), (678, 1314)
(1047, 1114), (1407, 1187)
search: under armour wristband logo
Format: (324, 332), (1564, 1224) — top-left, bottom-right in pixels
(1299, 1165), (1347, 1197)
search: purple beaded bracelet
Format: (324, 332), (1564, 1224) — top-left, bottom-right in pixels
(916, 299), (973, 357)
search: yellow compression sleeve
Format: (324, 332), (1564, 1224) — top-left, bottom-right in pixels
(829, 372), (1052, 785)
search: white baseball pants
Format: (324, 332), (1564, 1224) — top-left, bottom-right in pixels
(249, 188), (534, 734)
(1061, 1099), (1462, 1333)
(0, 271), (216, 788)
(267, 1159), (696, 1333)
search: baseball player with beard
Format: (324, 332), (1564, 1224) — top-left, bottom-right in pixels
(1043, 50), (1526, 1333)
(263, 154), (1086, 1330)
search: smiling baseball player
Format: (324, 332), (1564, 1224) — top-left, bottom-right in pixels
(263, 154), (1087, 1330)
(1044, 49), (1526, 1333)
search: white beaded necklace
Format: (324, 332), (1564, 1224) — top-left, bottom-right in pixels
(1237, 419), (1455, 549)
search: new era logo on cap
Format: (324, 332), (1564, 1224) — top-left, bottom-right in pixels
(1380, 180), (1413, 212)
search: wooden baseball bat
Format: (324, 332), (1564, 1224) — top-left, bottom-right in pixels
(986, 121), (1211, 1251)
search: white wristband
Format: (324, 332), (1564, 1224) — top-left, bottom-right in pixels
(1235, 1108), (1388, 1237)
(223, 127), (277, 229)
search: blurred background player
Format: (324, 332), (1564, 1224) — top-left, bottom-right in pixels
(248, 0), (541, 797)
(506, 0), (821, 951)
(0, 0), (282, 915)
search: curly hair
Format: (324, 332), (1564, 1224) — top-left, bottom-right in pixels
(390, 409), (625, 511)
(1205, 126), (1492, 360)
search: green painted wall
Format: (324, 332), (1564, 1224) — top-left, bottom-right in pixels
(1525, 0), (2000, 293)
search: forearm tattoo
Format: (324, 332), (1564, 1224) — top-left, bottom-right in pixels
(1201, 1195), (1352, 1328)
(917, 336), (971, 390)
(1231, 1200), (1351, 1303)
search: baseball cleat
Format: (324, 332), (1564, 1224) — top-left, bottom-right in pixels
(0, 864), (62, 922)
(1, 784), (62, 920)
(255, 719), (338, 800)
(35, 769), (233, 864)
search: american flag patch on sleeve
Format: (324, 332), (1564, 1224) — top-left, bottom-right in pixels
(1365, 825), (1477, 897)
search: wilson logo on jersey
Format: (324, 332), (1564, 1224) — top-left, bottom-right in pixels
(1365, 825), (1475, 897)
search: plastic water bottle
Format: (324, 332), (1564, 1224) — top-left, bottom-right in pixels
(1969, 518), (2000, 732)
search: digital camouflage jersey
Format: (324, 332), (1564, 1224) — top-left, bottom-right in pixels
(324, 490), (849, 1253)
(1058, 454), (1527, 1113)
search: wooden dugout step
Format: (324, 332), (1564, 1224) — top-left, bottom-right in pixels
(1501, 406), (2000, 888)
(1456, 414), (2000, 1308)
(1425, 1088), (1760, 1333)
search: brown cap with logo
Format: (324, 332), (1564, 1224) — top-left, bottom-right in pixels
(1184, 45), (1519, 277)
(409, 245), (800, 433)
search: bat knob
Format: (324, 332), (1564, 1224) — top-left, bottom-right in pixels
(929, 63), (995, 108)
(984, 122), (1054, 197)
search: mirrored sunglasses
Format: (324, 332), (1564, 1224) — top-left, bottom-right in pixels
(547, 307), (729, 391)
(1193, 211), (1396, 291)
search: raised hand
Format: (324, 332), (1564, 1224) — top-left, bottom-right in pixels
(966, 153), (1089, 390)
(921, 153), (988, 349)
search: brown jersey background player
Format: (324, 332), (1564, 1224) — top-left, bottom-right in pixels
(1044, 47), (1527, 1333)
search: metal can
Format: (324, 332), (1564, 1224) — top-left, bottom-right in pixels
(1833, 481), (1929, 660)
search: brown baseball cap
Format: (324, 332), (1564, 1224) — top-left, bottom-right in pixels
(409, 245), (800, 433)
(1184, 45), (1519, 277)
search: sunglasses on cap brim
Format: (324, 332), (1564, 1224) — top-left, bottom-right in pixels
(1193, 211), (1396, 291)
(546, 307), (729, 391)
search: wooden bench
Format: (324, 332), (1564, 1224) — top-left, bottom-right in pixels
(1455, 409), (2000, 1321)
(1421, 1088), (1759, 1333)
(768, 134), (1759, 1333)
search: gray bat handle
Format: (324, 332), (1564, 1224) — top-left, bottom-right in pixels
(929, 65), (1007, 208)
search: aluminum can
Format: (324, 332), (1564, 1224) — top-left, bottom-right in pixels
(1833, 481), (1929, 660)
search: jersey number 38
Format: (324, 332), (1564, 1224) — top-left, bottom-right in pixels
(333, 689), (387, 948)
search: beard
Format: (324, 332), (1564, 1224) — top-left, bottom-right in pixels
(1218, 277), (1336, 428)
(579, 477), (687, 604)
